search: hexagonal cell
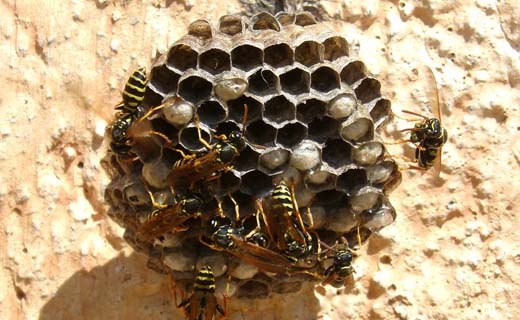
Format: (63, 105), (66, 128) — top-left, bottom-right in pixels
(149, 65), (180, 95)
(304, 169), (336, 192)
(162, 98), (194, 127)
(324, 206), (358, 233)
(340, 61), (367, 85)
(308, 117), (339, 144)
(228, 96), (262, 125)
(353, 142), (384, 166)
(355, 77), (381, 103)
(290, 140), (321, 170)
(178, 123), (212, 152)
(251, 12), (281, 31)
(244, 120), (277, 147)
(276, 12), (295, 26)
(296, 99), (327, 123)
(264, 95), (296, 125)
(276, 122), (307, 148)
(295, 12), (317, 26)
(367, 160), (398, 185)
(218, 15), (243, 36)
(167, 44), (198, 71)
(370, 98), (392, 127)
(259, 148), (290, 174)
(199, 49), (231, 74)
(322, 139), (352, 169)
(231, 45), (263, 71)
(233, 147), (260, 172)
(295, 41), (323, 67)
(314, 190), (348, 207)
(230, 191), (257, 219)
(339, 115), (374, 142)
(349, 186), (383, 213)
(336, 168), (368, 194)
(142, 158), (172, 189)
(248, 68), (279, 96)
(311, 66), (340, 93)
(214, 121), (239, 139)
(323, 36), (349, 61)
(363, 199), (396, 230)
(240, 171), (273, 196)
(188, 19), (213, 40)
(207, 170), (241, 196)
(214, 76), (248, 101)
(178, 76), (212, 104)
(142, 87), (163, 107)
(264, 43), (294, 68)
(150, 117), (179, 147)
(279, 68), (310, 95)
(197, 100), (227, 126)
(328, 93), (357, 119)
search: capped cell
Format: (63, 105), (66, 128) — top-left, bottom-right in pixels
(251, 12), (281, 31)
(353, 141), (384, 165)
(214, 76), (248, 101)
(339, 114), (374, 142)
(188, 19), (213, 40)
(218, 14), (244, 36)
(349, 186), (383, 213)
(290, 140), (321, 170)
(304, 169), (336, 193)
(328, 93), (357, 119)
(162, 98), (194, 126)
(258, 148), (290, 175)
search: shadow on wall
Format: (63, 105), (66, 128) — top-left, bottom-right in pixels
(39, 252), (180, 320)
(39, 252), (322, 320)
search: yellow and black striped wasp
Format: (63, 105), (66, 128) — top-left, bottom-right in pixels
(109, 67), (148, 155)
(321, 237), (355, 288)
(390, 66), (448, 176)
(260, 181), (315, 262)
(175, 265), (227, 320)
(199, 205), (296, 275)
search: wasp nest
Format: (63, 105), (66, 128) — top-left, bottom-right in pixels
(102, 11), (401, 299)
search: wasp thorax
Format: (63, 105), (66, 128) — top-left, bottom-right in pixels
(103, 10), (400, 300)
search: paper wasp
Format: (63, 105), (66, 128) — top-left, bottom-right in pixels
(166, 105), (250, 193)
(109, 67), (148, 155)
(136, 195), (203, 242)
(175, 265), (227, 320)
(260, 181), (314, 262)
(200, 207), (295, 275)
(390, 66), (448, 176)
(321, 238), (355, 288)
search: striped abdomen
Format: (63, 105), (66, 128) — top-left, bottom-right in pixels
(122, 67), (147, 112)
(272, 182), (294, 216)
(193, 265), (216, 293)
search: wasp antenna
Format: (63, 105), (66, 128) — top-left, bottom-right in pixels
(401, 109), (429, 120)
(242, 103), (249, 132)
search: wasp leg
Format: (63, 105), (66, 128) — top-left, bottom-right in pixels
(228, 193), (240, 223)
(172, 148), (196, 161)
(194, 115), (213, 151)
(305, 207), (314, 230)
(143, 130), (173, 147)
(143, 183), (168, 209)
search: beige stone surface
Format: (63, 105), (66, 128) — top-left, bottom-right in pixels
(1, 0), (519, 319)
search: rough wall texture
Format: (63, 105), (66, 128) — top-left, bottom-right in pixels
(0, 0), (519, 319)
